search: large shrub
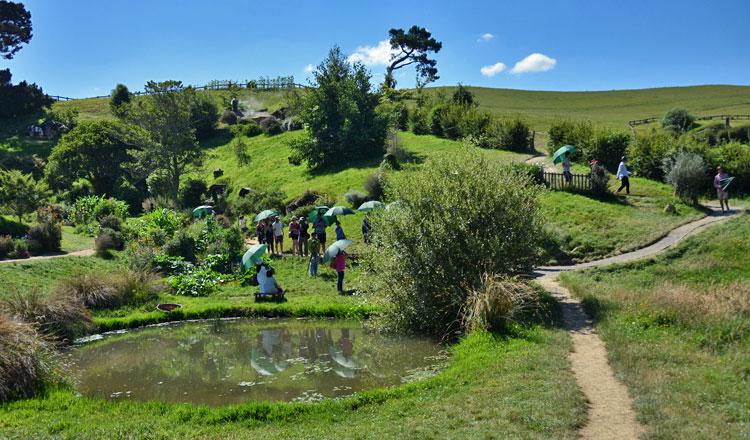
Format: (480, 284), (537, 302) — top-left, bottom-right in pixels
(663, 151), (707, 204)
(429, 104), (448, 136)
(588, 130), (630, 172)
(546, 120), (593, 159)
(27, 221), (62, 253)
(662, 108), (695, 134)
(189, 94), (219, 139)
(709, 142), (750, 195)
(362, 149), (542, 336)
(479, 117), (531, 151)
(410, 107), (429, 135)
(626, 132), (676, 180)
(178, 177), (207, 209)
(260, 117), (282, 136)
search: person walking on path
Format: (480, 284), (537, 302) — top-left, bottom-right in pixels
(616, 156), (631, 195)
(362, 215), (372, 244)
(714, 166), (731, 213)
(332, 250), (347, 294)
(298, 216), (309, 256)
(313, 217), (327, 255)
(288, 216), (301, 256)
(272, 216), (284, 254)
(309, 233), (320, 276)
(562, 152), (572, 183)
(335, 221), (346, 241)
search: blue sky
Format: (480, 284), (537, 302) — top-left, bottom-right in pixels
(5, 0), (750, 98)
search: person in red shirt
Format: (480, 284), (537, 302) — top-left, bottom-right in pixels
(332, 250), (347, 294)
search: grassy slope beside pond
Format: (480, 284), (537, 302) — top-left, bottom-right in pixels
(560, 214), (750, 439)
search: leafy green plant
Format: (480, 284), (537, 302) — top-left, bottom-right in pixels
(663, 151), (707, 203)
(168, 267), (221, 296)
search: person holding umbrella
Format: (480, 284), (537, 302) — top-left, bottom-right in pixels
(714, 166), (732, 213)
(616, 156), (631, 195)
(309, 233), (320, 276)
(313, 216), (327, 255)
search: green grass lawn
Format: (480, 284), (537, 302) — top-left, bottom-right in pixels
(60, 226), (93, 253)
(560, 214), (750, 439)
(540, 176), (705, 263)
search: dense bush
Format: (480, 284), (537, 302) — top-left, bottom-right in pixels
(393, 103), (409, 130)
(589, 163), (611, 197)
(362, 149), (542, 336)
(0, 236), (14, 259)
(546, 120), (593, 159)
(27, 221), (62, 253)
(0, 169), (50, 223)
(364, 172), (386, 200)
(95, 227), (125, 256)
(70, 196), (128, 234)
(0, 315), (61, 403)
(662, 108), (695, 134)
(0, 69), (53, 118)
(113, 179), (142, 216)
(344, 190), (369, 208)
(587, 130), (631, 172)
(230, 190), (285, 218)
(626, 132), (676, 180)
(189, 94), (219, 139)
(163, 230), (196, 262)
(178, 177), (207, 209)
(478, 117), (531, 151)
(663, 151), (707, 203)
(260, 117), (282, 135)
(0, 217), (27, 237)
(709, 142), (750, 194)
(410, 107), (429, 135)
(109, 83), (131, 114)
(232, 120), (263, 137)
(220, 110), (238, 125)
(168, 267), (221, 296)
(429, 105), (448, 136)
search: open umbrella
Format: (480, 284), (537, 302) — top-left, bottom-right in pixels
(357, 201), (384, 212)
(552, 145), (576, 164)
(322, 239), (352, 263)
(241, 244), (267, 270)
(385, 201), (401, 211)
(308, 206), (333, 226)
(253, 209), (279, 223)
(720, 176), (735, 191)
(192, 205), (213, 218)
(324, 206), (356, 217)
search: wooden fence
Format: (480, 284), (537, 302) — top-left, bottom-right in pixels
(542, 171), (591, 191)
(628, 114), (750, 127)
(48, 77), (307, 101)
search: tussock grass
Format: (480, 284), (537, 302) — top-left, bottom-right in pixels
(461, 274), (539, 333)
(55, 269), (162, 310)
(1, 290), (92, 342)
(0, 314), (61, 402)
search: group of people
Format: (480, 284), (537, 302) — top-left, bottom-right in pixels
(240, 213), (370, 295)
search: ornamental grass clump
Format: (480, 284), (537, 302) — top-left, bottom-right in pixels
(460, 274), (539, 333)
(0, 314), (62, 402)
(362, 148), (543, 337)
(0, 290), (92, 343)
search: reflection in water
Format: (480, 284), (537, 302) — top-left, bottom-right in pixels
(66, 319), (442, 406)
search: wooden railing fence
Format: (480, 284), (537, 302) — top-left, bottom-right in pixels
(542, 171), (592, 192)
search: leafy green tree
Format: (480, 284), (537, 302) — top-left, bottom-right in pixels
(662, 108), (695, 134)
(452, 84), (476, 107)
(0, 1), (32, 59)
(292, 47), (388, 169)
(125, 80), (203, 203)
(45, 120), (148, 196)
(384, 25), (442, 89)
(109, 83), (132, 116)
(0, 169), (49, 223)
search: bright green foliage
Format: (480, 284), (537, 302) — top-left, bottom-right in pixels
(69, 195), (128, 235)
(292, 47), (388, 169)
(708, 142), (750, 194)
(124, 80), (203, 202)
(0, 169), (49, 223)
(362, 148), (542, 336)
(662, 107), (695, 134)
(588, 130), (630, 171)
(663, 151), (706, 203)
(45, 120), (148, 195)
(627, 131), (676, 180)
(109, 83), (131, 115)
(546, 120), (594, 158)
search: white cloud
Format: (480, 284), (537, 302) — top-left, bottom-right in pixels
(477, 33), (494, 42)
(347, 40), (395, 66)
(510, 53), (557, 74)
(480, 62), (506, 77)
(303, 64), (315, 74)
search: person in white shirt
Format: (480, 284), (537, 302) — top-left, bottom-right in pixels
(616, 156), (631, 195)
(272, 217), (284, 254)
(256, 263), (283, 298)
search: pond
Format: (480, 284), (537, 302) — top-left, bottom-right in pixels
(66, 318), (444, 406)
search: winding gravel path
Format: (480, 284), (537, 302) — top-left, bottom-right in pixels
(0, 248), (94, 265)
(534, 207), (739, 439)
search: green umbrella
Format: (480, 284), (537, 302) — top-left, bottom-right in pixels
(308, 206), (334, 226)
(191, 205), (213, 218)
(322, 239), (352, 264)
(253, 209), (280, 223)
(552, 145), (576, 164)
(357, 201), (384, 212)
(241, 244), (267, 270)
(720, 176), (735, 191)
(324, 206), (355, 217)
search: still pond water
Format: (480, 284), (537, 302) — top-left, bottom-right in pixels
(66, 318), (444, 406)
